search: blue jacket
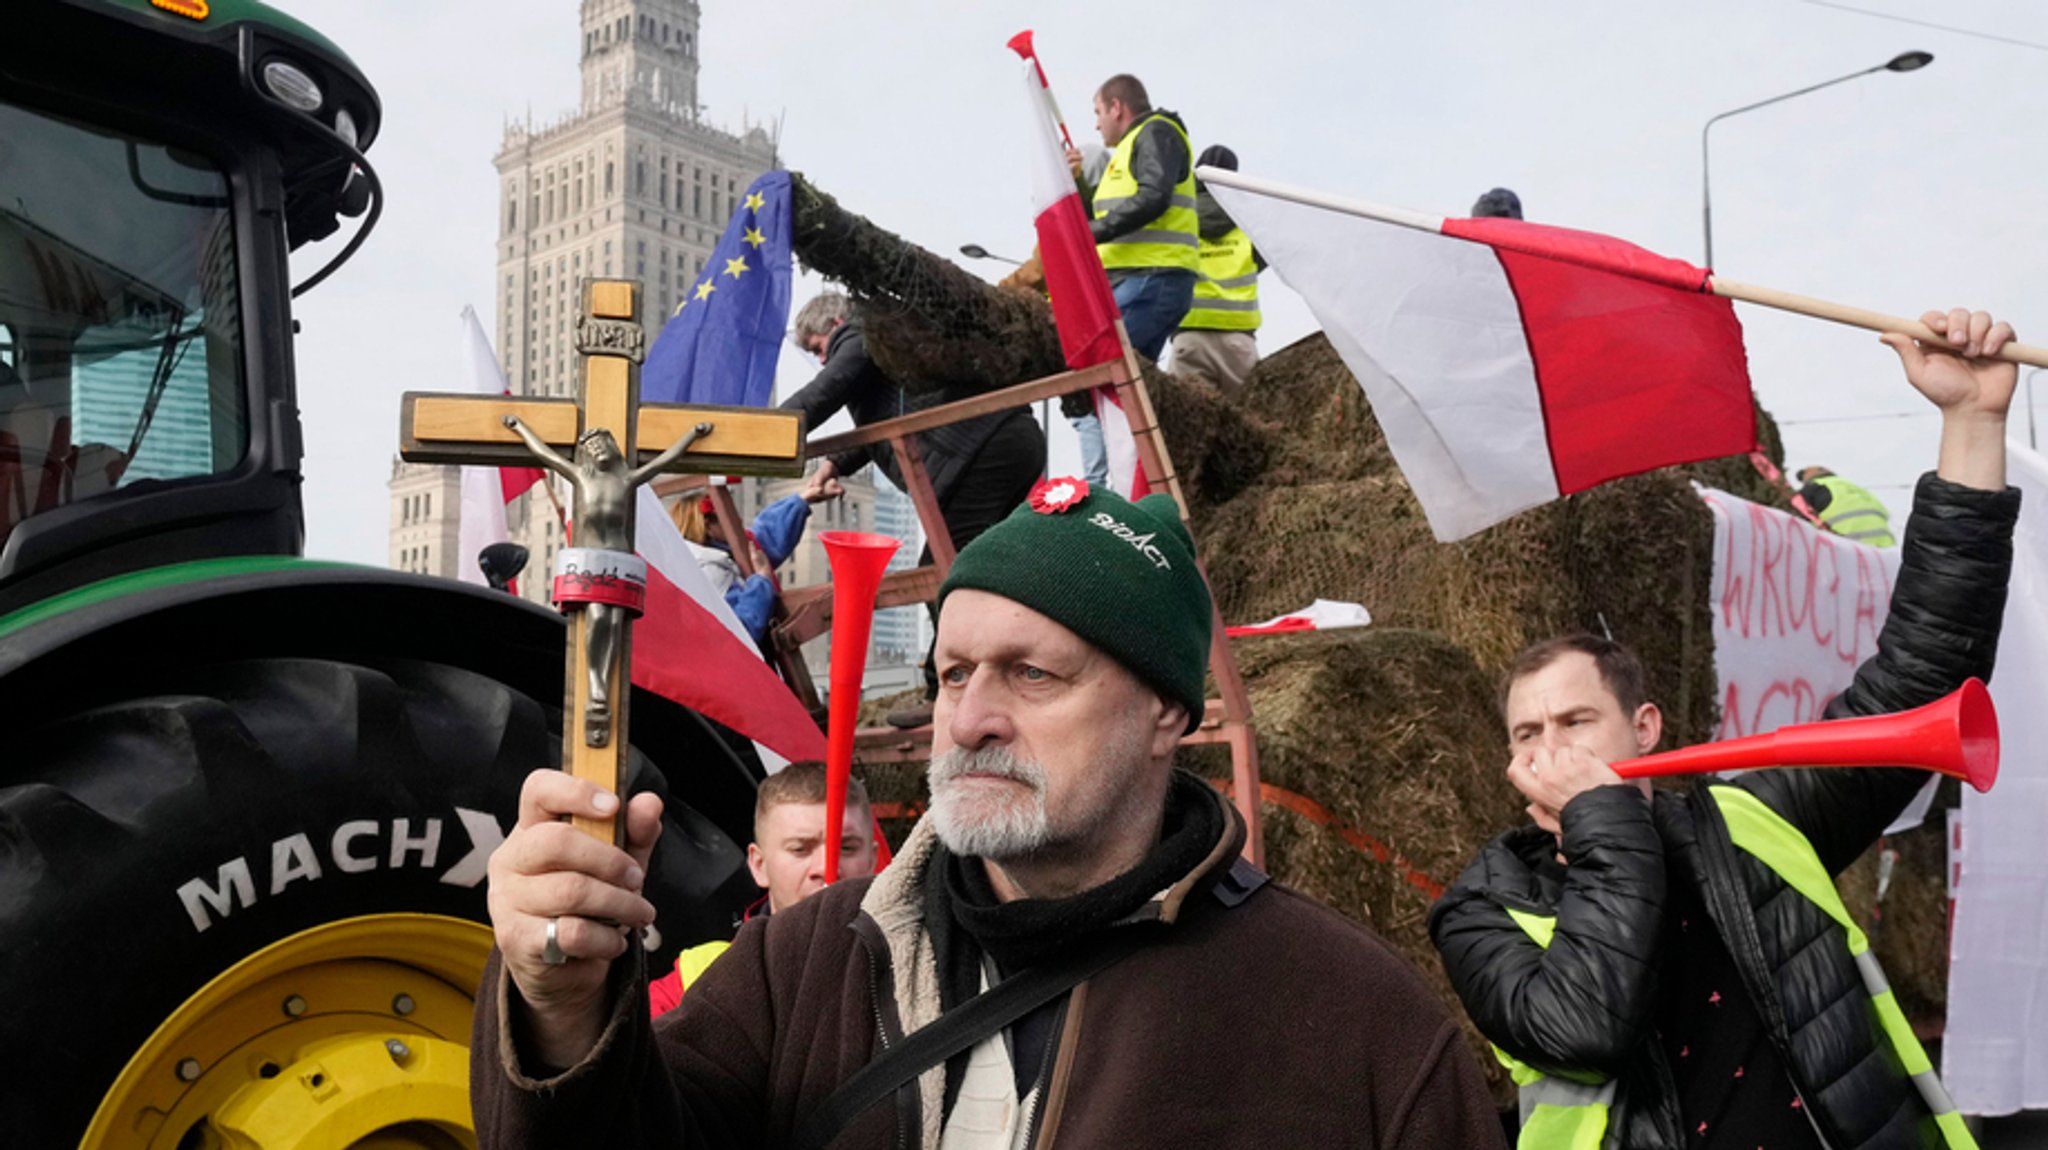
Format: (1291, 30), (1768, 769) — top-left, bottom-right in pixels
(718, 494), (809, 641)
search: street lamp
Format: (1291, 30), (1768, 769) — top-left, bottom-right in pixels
(1701, 50), (1932, 268)
(958, 243), (1022, 266)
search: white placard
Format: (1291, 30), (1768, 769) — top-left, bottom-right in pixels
(1697, 489), (1935, 832)
(1698, 487), (1903, 740)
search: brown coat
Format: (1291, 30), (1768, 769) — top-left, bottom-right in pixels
(473, 793), (1504, 1149)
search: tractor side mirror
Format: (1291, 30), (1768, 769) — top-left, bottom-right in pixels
(478, 542), (529, 593)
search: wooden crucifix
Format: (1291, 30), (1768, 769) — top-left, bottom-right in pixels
(399, 279), (805, 843)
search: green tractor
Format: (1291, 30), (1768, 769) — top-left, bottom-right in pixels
(0, 3), (764, 1144)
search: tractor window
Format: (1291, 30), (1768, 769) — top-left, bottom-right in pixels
(0, 100), (245, 548)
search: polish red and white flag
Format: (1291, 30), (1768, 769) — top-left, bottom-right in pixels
(1015, 50), (1149, 497)
(1204, 172), (1756, 540)
(1226, 599), (1373, 638)
(632, 487), (827, 767)
(456, 306), (545, 589)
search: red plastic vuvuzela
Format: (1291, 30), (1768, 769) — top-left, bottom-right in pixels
(1612, 678), (1999, 794)
(1007, 29), (1074, 151)
(818, 530), (899, 882)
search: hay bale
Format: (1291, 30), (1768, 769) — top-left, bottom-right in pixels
(1245, 333), (1402, 487)
(1191, 330), (1798, 749)
(1144, 359), (1283, 515)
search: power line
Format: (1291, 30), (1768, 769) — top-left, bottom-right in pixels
(1797, 0), (2048, 53)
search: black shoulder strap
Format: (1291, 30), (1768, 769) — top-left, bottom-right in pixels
(789, 929), (1148, 1150)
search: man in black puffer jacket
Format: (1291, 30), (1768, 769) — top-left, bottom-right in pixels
(1431, 306), (2021, 1150)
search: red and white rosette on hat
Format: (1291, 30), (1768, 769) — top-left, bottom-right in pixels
(552, 547), (650, 615)
(1029, 475), (1089, 515)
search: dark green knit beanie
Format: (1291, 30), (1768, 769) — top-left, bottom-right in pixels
(939, 478), (1212, 733)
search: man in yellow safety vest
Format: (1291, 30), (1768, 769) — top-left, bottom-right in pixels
(1432, 306), (2021, 1149)
(1062, 73), (1198, 487)
(1798, 466), (1899, 548)
(1170, 144), (1265, 399)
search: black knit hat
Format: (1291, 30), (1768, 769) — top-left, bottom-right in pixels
(939, 478), (1212, 733)
(1471, 187), (1523, 220)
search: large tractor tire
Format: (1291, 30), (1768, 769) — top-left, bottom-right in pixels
(0, 655), (756, 1148)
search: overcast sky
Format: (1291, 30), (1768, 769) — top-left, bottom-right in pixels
(274, 0), (2048, 566)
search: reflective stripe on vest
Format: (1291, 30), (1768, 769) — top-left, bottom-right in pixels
(1183, 225), (1260, 331)
(1710, 785), (1978, 1150)
(1813, 476), (1897, 547)
(1493, 908), (1617, 1150)
(1092, 114), (1200, 273)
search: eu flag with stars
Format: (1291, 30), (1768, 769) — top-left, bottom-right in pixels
(642, 170), (793, 407)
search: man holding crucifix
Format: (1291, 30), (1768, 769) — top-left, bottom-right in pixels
(472, 480), (1501, 1148)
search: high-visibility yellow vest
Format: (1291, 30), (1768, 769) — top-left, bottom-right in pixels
(1182, 226), (1260, 331)
(1710, 785), (1975, 1149)
(1494, 908), (1619, 1150)
(674, 938), (730, 990)
(1491, 788), (1977, 1149)
(1812, 475), (1897, 547)
(1092, 113), (1199, 274)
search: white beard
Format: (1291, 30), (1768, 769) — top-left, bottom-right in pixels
(926, 744), (1052, 859)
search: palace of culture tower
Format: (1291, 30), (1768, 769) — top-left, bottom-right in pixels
(388, 1), (926, 677)
(389, 0), (778, 603)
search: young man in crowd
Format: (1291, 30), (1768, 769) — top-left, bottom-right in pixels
(1432, 307), (2021, 1149)
(646, 761), (878, 1015)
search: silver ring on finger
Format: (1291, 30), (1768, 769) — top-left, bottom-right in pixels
(541, 916), (568, 966)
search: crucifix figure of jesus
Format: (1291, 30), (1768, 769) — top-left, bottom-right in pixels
(397, 279), (806, 843)
(500, 417), (710, 745)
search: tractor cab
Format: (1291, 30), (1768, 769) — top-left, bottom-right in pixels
(0, 0), (380, 615)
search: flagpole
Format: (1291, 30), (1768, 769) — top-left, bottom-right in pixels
(1007, 31), (1075, 152)
(540, 473), (571, 537)
(1709, 278), (2048, 369)
(1202, 165), (2048, 369)
(1196, 167), (1446, 234)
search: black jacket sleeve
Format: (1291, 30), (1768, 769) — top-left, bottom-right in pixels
(1429, 785), (1668, 1079)
(1739, 471), (2019, 875)
(1090, 119), (1189, 244)
(471, 909), (805, 1148)
(1195, 190), (1234, 241)
(778, 326), (876, 478)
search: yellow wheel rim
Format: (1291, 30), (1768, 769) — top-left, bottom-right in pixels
(82, 913), (493, 1149)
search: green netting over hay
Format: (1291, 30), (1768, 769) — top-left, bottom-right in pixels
(790, 173), (1066, 395)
